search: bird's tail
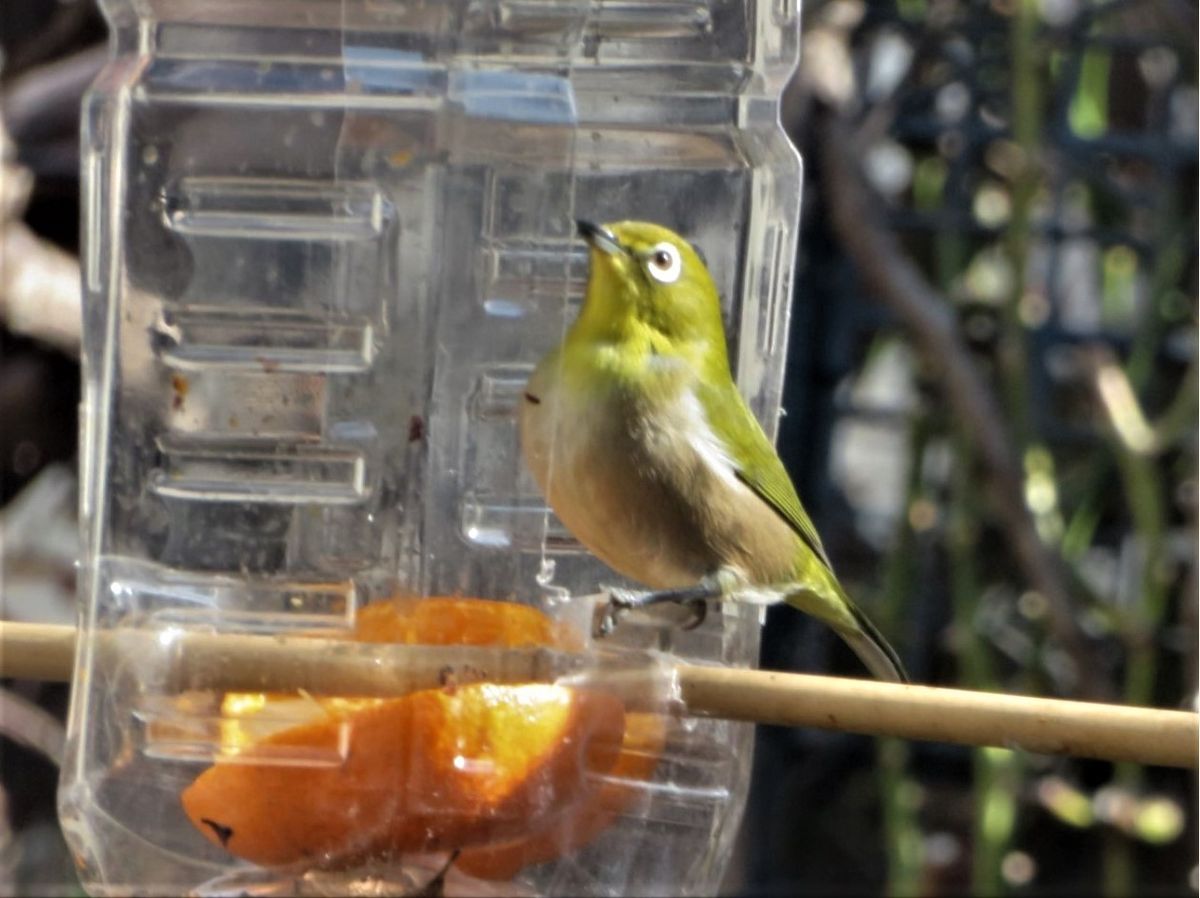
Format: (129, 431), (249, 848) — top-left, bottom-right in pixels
(839, 601), (909, 683)
(783, 576), (909, 682)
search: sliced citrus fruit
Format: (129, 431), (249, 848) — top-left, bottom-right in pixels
(348, 596), (583, 650)
(455, 711), (667, 879)
(181, 682), (625, 867)
(179, 597), (628, 869)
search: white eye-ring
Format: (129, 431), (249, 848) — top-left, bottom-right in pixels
(645, 242), (682, 284)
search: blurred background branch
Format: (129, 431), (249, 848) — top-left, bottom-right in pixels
(751, 1), (1196, 895)
(0, 143), (83, 355)
(818, 107), (1104, 697)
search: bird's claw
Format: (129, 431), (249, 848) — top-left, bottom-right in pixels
(681, 598), (708, 631)
(594, 587), (641, 639)
(594, 588), (709, 637)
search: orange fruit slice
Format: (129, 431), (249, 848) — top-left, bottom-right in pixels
(348, 596), (584, 651)
(179, 597), (630, 868)
(455, 710), (668, 880)
(199, 596), (582, 753)
(181, 683), (625, 867)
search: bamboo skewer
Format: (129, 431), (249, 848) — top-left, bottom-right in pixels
(2, 620), (76, 683)
(2, 620), (1196, 768)
(677, 667), (1197, 768)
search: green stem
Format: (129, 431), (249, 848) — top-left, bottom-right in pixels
(1152, 358), (1199, 446)
(879, 738), (924, 898)
(1127, 230), (1187, 390)
(1001, 0), (1043, 442)
(1099, 395), (1172, 897)
(1098, 153), (1186, 885)
(949, 432), (1023, 895)
(878, 408), (931, 897)
(1102, 827), (1134, 898)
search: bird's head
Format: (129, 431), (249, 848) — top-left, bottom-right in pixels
(574, 220), (726, 352)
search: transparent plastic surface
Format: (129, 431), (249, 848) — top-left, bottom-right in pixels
(62, 1), (802, 894)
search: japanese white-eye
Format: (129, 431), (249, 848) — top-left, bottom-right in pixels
(520, 220), (907, 682)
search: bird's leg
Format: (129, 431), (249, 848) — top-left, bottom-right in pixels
(596, 579), (722, 638)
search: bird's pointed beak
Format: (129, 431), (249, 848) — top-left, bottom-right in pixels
(576, 219), (624, 257)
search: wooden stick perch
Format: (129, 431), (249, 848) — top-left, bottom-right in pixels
(2, 621), (1195, 768)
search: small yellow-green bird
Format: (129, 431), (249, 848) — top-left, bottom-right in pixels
(520, 220), (907, 682)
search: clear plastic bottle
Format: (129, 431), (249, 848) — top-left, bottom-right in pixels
(62, 1), (801, 894)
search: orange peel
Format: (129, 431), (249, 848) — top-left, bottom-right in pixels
(179, 596), (661, 872)
(455, 710), (668, 880)
(181, 682), (625, 867)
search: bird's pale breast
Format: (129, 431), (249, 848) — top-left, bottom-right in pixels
(519, 351), (798, 591)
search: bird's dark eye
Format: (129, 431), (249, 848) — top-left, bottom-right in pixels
(645, 241), (682, 283)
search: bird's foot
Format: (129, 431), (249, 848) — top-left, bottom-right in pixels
(681, 598), (708, 631)
(594, 587), (642, 639)
(594, 584), (717, 638)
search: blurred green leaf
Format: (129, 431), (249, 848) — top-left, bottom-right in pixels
(1069, 48), (1112, 138)
(1036, 776), (1095, 829)
(1132, 797), (1185, 845)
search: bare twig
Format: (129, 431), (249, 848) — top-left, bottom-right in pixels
(0, 120), (82, 353)
(3, 44), (107, 148)
(817, 109), (1104, 697)
(0, 219), (82, 353)
(0, 689), (65, 767)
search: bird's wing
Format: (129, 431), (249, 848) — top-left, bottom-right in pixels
(697, 379), (833, 571)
